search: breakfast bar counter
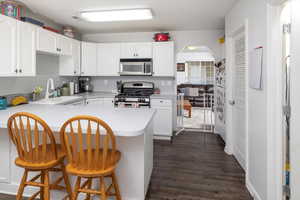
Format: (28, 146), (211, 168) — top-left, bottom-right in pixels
(0, 104), (155, 200)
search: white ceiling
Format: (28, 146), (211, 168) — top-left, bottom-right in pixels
(19, 0), (238, 34)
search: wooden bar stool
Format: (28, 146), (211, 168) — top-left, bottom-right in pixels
(7, 112), (72, 200)
(60, 115), (122, 200)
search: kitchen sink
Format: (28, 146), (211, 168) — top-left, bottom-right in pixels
(30, 96), (84, 105)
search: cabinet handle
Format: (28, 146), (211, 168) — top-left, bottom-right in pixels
(14, 69), (18, 73)
(19, 69), (22, 73)
(74, 70), (76, 74)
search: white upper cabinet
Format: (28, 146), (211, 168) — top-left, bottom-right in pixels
(37, 28), (58, 54)
(57, 36), (72, 56)
(97, 43), (120, 76)
(153, 42), (175, 77)
(37, 28), (73, 56)
(81, 42), (97, 76)
(17, 21), (36, 76)
(0, 14), (17, 76)
(121, 42), (152, 58)
(59, 39), (81, 76)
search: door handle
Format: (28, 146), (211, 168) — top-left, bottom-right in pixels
(229, 100), (235, 106)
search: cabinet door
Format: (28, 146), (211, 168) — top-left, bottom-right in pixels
(81, 42), (97, 76)
(102, 98), (115, 108)
(57, 36), (72, 56)
(37, 28), (58, 54)
(135, 42), (152, 58)
(153, 42), (174, 77)
(97, 43), (120, 76)
(121, 43), (152, 58)
(86, 98), (103, 105)
(153, 107), (173, 136)
(17, 21), (36, 76)
(73, 40), (81, 75)
(121, 43), (137, 58)
(0, 14), (17, 76)
(59, 39), (81, 76)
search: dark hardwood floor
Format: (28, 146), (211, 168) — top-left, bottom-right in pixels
(0, 132), (252, 200)
(146, 131), (253, 200)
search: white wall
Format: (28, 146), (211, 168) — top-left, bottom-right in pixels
(82, 30), (224, 60)
(290, 0), (300, 199)
(226, 0), (268, 200)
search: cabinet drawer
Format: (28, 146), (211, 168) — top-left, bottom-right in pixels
(151, 99), (172, 107)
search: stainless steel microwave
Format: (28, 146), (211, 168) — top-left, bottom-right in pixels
(119, 59), (153, 76)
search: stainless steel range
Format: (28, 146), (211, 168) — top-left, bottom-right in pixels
(114, 82), (154, 108)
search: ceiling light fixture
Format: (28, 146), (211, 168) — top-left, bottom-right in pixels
(80, 9), (153, 22)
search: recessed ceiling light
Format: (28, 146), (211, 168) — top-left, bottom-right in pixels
(80, 9), (153, 22)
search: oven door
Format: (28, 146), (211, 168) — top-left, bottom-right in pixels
(119, 59), (152, 76)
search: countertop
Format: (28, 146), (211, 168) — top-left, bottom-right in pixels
(77, 91), (117, 99)
(77, 91), (177, 100)
(0, 104), (155, 137)
(150, 94), (177, 100)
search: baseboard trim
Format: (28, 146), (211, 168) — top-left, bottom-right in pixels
(246, 179), (262, 200)
(154, 136), (172, 141)
(234, 146), (246, 170)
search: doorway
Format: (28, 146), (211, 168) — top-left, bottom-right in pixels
(176, 46), (215, 132)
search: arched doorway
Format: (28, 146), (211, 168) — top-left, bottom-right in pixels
(176, 45), (216, 132)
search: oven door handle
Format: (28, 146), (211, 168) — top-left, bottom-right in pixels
(143, 63), (146, 74)
(119, 63), (123, 74)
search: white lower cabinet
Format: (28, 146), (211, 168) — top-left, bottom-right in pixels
(86, 98), (114, 108)
(151, 99), (173, 137)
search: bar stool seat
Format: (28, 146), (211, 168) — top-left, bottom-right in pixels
(66, 149), (121, 177)
(15, 144), (65, 170)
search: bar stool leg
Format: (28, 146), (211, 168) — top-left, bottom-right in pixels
(44, 170), (50, 200)
(86, 178), (93, 200)
(112, 172), (121, 200)
(16, 169), (28, 200)
(100, 176), (106, 200)
(40, 170), (45, 200)
(60, 162), (73, 199)
(73, 177), (81, 200)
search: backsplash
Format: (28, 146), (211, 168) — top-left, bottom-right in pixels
(0, 54), (68, 96)
(91, 77), (176, 94)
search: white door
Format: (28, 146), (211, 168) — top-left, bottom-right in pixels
(37, 28), (58, 54)
(57, 36), (72, 56)
(17, 21), (36, 76)
(81, 42), (97, 76)
(290, 0), (300, 199)
(153, 42), (174, 76)
(0, 14), (17, 76)
(232, 32), (247, 169)
(97, 43), (120, 76)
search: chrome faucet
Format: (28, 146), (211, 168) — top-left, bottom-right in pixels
(45, 78), (55, 99)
